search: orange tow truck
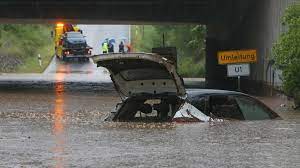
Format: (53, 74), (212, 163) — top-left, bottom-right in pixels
(53, 23), (92, 61)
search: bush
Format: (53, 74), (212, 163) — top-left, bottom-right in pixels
(178, 57), (205, 77)
(273, 3), (300, 105)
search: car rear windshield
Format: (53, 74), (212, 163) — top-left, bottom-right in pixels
(67, 33), (83, 38)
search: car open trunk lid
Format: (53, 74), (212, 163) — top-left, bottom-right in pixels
(92, 53), (186, 100)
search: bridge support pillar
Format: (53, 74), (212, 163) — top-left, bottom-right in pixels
(205, 38), (237, 90)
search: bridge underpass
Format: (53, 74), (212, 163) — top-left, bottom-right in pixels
(0, 1), (299, 167)
(0, 0), (297, 93)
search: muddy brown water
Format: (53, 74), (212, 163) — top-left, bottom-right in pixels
(0, 89), (299, 168)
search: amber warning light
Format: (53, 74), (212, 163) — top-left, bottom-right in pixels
(56, 23), (64, 27)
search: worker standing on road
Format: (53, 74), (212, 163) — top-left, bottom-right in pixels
(73, 25), (83, 34)
(102, 42), (108, 54)
(119, 41), (125, 53)
(108, 43), (114, 53)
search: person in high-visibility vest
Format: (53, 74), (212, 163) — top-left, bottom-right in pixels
(102, 42), (108, 54)
(73, 25), (83, 34)
(73, 25), (79, 31)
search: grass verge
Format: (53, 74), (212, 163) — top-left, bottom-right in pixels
(15, 43), (54, 73)
(0, 24), (54, 73)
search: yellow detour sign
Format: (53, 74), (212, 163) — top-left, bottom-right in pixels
(217, 49), (257, 65)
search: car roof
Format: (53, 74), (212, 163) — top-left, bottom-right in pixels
(66, 31), (81, 34)
(186, 89), (248, 97)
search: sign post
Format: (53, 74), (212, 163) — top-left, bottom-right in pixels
(38, 54), (42, 67)
(227, 64), (250, 91)
(218, 49), (257, 91)
(238, 76), (241, 91)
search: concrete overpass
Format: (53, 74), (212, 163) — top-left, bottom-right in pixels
(0, 0), (251, 24)
(0, 0), (297, 93)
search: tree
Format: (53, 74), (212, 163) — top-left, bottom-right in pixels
(131, 25), (206, 77)
(273, 3), (300, 107)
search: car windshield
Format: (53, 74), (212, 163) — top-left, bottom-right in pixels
(67, 33), (83, 38)
(235, 95), (277, 120)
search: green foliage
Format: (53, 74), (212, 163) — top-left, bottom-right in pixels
(131, 26), (161, 52)
(16, 43), (54, 73)
(273, 3), (300, 101)
(282, 3), (300, 26)
(0, 24), (53, 72)
(131, 25), (206, 77)
(177, 57), (205, 77)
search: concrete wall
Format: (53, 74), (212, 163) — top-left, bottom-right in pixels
(205, 0), (297, 93)
(237, 0), (297, 87)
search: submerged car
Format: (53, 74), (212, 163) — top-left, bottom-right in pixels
(92, 53), (280, 122)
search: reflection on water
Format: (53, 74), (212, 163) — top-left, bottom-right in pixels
(53, 65), (66, 168)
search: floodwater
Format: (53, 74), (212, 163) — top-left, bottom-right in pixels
(0, 88), (299, 168)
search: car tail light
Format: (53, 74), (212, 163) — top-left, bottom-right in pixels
(86, 49), (92, 55)
(64, 51), (70, 55)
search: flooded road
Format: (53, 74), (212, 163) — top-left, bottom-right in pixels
(0, 88), (299, 168)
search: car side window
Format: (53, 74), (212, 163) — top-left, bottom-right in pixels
(235, 96), (272, 120)
(189, 96), (207, 115)
(209, 95), (244, 120)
